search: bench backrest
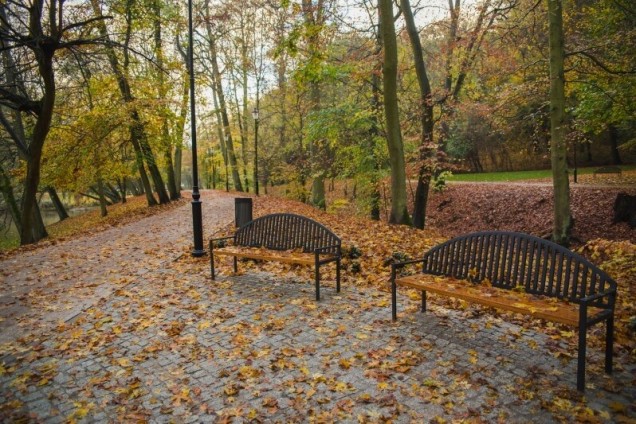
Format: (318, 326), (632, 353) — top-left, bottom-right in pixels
(421, 231), (616, 305)
(235, 213), (341, 254)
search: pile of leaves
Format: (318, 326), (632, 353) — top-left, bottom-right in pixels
(424, 183), (635, 244)
(0, 195), (188, 260)
(577, 239), (636, 351)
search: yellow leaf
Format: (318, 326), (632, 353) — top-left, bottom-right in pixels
(609, 401), (626, 413)
(375, 299), (390, 307)
(68, 401), (94, 422)
(333, 381), (348, 392)
(197, 321), (211, 331)
(359, 393), (373, 403)
(224, 385), (238, 396)
(238, 366), (261, 379)
(338, 358), (352, 369)
(116, 358), (131, 368)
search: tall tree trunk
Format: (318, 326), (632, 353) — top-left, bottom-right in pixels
(46, 186), (69, 220)
(379, 0), (410, 225)
(0, 2), (47, 244)
(173, 72), (188, 194)
(548, 0), (571, 245)
(367, 9), (384, 221)
(90, 0), (167, 206)
(303, 0), (327, 210)
(231, 66), (250, 192)
(204, 0), (243, 192)
(118, 178), (127, 203)
(153, 0), (179, 201)
(33, 203), (46, 240)
(0, 165), (22, 234)
(96, 177), (108, 217)
(401, 0), (435, 229)
(19, 51), (53, 244)
(445, 0), (461, 94)
(311, 178), (326, 209)
(211, 81), (230, 191)
(277, 49), (288, 149)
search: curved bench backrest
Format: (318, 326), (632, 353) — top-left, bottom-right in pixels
(422, 231), (616, 304)
(235, 213), (341, 254)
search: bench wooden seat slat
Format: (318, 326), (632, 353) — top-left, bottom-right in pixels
(210, 213), (342, 300)
(391, 231), (617, 392)
(396, 275), (607, 327)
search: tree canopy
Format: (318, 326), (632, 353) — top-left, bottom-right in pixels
(1, 0), (634, 245)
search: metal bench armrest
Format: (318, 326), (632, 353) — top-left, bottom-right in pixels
(581, 290), (616, 306)
(211, 236), (235, 242)
(314, 244), (341, 255)
(392, 258), (426, 270)
(210, 236), (235, 249)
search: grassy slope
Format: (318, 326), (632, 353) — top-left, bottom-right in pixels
(448, 165), (636, 182)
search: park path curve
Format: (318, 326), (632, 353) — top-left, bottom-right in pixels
(0, 190), (235, 345)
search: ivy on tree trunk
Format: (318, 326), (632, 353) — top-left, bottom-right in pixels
(548, 0), (571, 246)
(379, 0), (410, 225)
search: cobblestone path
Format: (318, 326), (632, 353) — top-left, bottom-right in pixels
(1, 191), (633, 422)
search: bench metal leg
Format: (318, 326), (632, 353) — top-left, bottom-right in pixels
(233, 257), (238, 273)
(210, 241), (215, 280)
(577, 328), (586, 391)
(605, 315), (614, 374)
(315, 265), (320, 301)
(336, 258), (341, 293)
(421, 291), (427, 312)
(391, 272), (397, 321)
(577, 305), (588, 392)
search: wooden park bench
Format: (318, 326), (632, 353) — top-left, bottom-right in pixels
(593, 166), (622, 177)
(391, 231), (617, 391)
(210, 213), (342, 300)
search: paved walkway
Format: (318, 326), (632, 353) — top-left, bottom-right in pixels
(1, 192), (634, 422)
(0, 191), (235, 345)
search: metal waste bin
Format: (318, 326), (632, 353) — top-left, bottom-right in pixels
(235, 198), (253, 228)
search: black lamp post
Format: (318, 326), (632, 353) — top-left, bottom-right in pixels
(224, 134), (229, 192)
(188, 0), (204, 257)
(573, 142), (578, 184)
(212, 159), (217, 189)
(252, 108), (259, 196)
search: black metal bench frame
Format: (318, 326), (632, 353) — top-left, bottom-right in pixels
(210, 213), (342, 300)
(391, 231), (617, 391)
(593, 166), (622, 176)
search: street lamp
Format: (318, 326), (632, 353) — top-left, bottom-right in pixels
(252, 108), (259, 196)
(188, 0), (204, 257)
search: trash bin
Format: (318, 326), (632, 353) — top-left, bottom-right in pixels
(235, 198), (253, 228)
